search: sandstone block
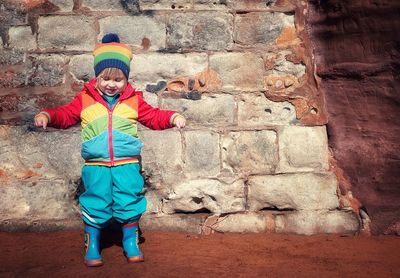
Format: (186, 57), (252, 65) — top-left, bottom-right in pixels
(211, 213), (268, 233)
(99, 16), (165, 50)
(38, 16), (96, 51)
(140, 0), (191, 10)
(161, 94), (235, 126)
(27, 55), (67, 86)
(162, 179), (245, 214)
(222, 130), (278, 175)
(167, 12), (233, 51)
(8, 26), (36, 51)
(140, 129), (183, 185)
(210, 52), (264, 91)
(69, 54), (95, 82)
(131, 53), (208, 86)
(144, 190), (162, 214)
(35, 129), (83, 178)
(267, 51), (306, 77)
(232, 0), (295, 12)
(0, 71), (26, 88)
(143, 91), (159, 107)
(140, 214), (206, 234)
(247, 173), (340, 211)
(193, 0), (229, 10)
(0, 179), (77, 221)
(277, 126), (329, 172)
(184, 130), (220, 177)
(49, 0), (74, 11)
(0, 127), (81, 180)
(275, 210), (361, 235)
(81, 0), (124, 10)
(0, 49), (24, 65)
(0, 218), (82, 232)
(0, 5), (26, 26)
(235, 13), (294, 46)
(0, 126), (82, 221)
(238, 93), (297, 126)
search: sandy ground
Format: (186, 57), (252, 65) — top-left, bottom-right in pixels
(0, 229), (399, 278)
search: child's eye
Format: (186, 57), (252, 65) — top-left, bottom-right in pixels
(115, 78), (122, 82)
(102, 77), (110, 81)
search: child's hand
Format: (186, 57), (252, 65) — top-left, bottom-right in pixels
(173, 115), (186, 129)
(34, 113), (49, 129)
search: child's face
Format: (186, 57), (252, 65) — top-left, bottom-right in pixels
(97, 69), (127, 96)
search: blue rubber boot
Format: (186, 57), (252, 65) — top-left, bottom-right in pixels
(122, 222), (144, 263)
(84, 225), (103, 267)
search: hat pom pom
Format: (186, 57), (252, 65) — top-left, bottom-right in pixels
(101, 33), (120, 43)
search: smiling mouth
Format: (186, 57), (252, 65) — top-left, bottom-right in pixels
(104, 90), (119, 96)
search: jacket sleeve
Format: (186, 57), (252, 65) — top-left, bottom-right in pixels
(42, 93), (82, 129)
(136, 92), (176, 130)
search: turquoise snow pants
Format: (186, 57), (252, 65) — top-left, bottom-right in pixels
(79, 163), (147, 228)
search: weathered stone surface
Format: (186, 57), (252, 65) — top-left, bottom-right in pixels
(238, 93), (297, 126)
(235, 13), (294, 46)
(222, 130), (278, 175)
(38, 16), (96, 51)
(211, 213), (268, 233)
(144, 190), (162, 214)
(81, 0), (125, 10)
(0, 126), (82, 221)
(0, 218), (82, 232)
(167, 12), (233, 51)
(184, 131), (220, 177)
(210, 52), (264, 91)
(193, 0), (229, 10)
(99, 16), (165, 50)
(49, 0), (74, 11)
(309, 0), (400, 235)
(275, 210), (361, 235)
(131, 53), (207, 86)
(140, 0), (191, 10)
(140, 214), (206, 234)
(0, 71), (26, 88)
(162, 179), (245, 214)
(0, 127), (83, 179)
(69, 54), (95, 82)
(231, 0), (295, 11)
(266, 50), (306, 77)
(247, 173), (340, 211)
(277, 126), (329, 173)
(27, 55), (67, 86)
(143, 91), (159, 107)
(0, 49), (25, 65)
(8, 26), (36, 51)
(161, 94), (235, 126)
(0, 2), (27, 28)
(140, 129), (183, 185)
(0, 179), (78, 220)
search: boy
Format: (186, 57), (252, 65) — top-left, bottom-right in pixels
(34, 33), (186, 266)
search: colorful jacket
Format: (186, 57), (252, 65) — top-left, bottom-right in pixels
(42, 79), (176, 166)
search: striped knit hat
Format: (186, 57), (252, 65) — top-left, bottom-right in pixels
(93, 33), (133, 78)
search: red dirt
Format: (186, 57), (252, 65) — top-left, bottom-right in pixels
(0, 230), (399, 278)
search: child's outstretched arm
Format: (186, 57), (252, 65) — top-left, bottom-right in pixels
(34, 93), (82, 129)
(137, 92), (186, 130)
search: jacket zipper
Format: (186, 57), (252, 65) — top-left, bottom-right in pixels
(108, 104), (118, 166)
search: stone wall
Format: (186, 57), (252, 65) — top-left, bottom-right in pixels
(0, 0), (361, 235)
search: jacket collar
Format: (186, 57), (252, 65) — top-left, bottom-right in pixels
(84, 78), (137, 102)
